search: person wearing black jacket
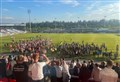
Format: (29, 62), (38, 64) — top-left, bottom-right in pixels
(79, 63), (91, 82)
(13, 55), (28, 82)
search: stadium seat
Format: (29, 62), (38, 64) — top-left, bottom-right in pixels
(9, 79), (16, 82)
(0, 78), (8, 82)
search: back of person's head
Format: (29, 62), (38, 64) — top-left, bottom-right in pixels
(95, 63), (99, 68)
(71, 59), (75, 63)
(70, 64), (74, 68)
(83, 60), (86, 63)
(76, 63), (81, 68)
(51, 61), (56, 66)
(9, 55), (12, 59)
(17, 55), (24, 62)
(107, 60), (113, 67)
(82, 63), (87, 67)
(101, 61), (106, 66)
(56, 61), (59, 66)
(116, 62), (119, 66)
(90, 60), (94, 63)
(8, 55), (13, 61)
(76, 59), (79, 63)
(32, 53), (39, 60)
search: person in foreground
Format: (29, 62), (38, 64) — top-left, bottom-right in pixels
(28, 53), (50, 82)
(99, 60), (118, 82)
(13, 55), (28, 82)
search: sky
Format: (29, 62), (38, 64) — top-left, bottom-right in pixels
(0, 0), (120, 23)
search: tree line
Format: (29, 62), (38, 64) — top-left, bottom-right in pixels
(3, 19), (120, 33)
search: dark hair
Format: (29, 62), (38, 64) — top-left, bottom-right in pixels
(61, 57), (64, 60)
(95, 63), (99, 67)
(76, 59), (79, 62)
(116, 62), (119, 66)
(71, 59), (75, 62)
(83, 60), (86, 63)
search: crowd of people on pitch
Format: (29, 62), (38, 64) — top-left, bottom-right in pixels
(0, 52), (120, 82)
(4, 36), (53, 55)
(57, 41), (119, 59)
(4, 36), (119, 59)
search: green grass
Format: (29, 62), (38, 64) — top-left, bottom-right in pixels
(0, 33), (120, 61)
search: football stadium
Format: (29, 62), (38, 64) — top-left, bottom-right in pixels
(0, 0), (120, 82)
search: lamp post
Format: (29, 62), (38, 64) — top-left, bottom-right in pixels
(24, 23), (27, 33)
(78, 17), (79, 28)
(55, 18), (56, 29)
(104, 16), (106, 28)
(61, 22), (64, 33)
(54, 18), (57, 33)
(28, 9), (31, 32)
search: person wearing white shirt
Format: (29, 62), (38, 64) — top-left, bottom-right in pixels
(99, 60), (118, 82)
(61, 59), (71, 82)
(28, 53), (50, 82)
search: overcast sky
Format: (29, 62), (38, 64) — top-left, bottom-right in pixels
(0, 0), (120, 23)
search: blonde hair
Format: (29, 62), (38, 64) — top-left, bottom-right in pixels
(17, 55), (24, 61)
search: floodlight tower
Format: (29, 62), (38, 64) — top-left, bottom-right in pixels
(78, 17), (80, 28)
(54, 18), (56, 30)
(28, 9), (31, 32)
(104, 16), (106, 28)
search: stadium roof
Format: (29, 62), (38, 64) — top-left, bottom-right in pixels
(0, 23), (26, 26)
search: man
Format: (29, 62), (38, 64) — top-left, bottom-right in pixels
(43, 62), (51, 82)
(91, 63), (101, 82)
(50, 61), (57, 82)
(79, 63), (91, 82)
(0, 58), (6, 78)
(112, 63), (120, 78)
(55, 61), (63, 82)
(13, 55), (28, 82)
(116, 44), (119, 53)
(99, 60), (118, 82)
(28, 53), (50, 82)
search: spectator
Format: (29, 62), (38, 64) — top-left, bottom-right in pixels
(112, 63), (120, 79)
(43, 63), (51, 82)
(6, 57), (13, 78)
(13, 55), (28, 82)
(91, 63), (101, 82)
(79, 63), (91, 82)
(62, 59), (71, 82)
(99, 61), (106, 69)
(0, 58), (6, 78)
(50, 61), (57, 82)
(69, 59), (76, 76)
(88, 60), (94, 74)
(99, 60), (118, 82)
(28, 53), (50, 82)
(55, 61), (63, 82)
(72, 62), (81, 82)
